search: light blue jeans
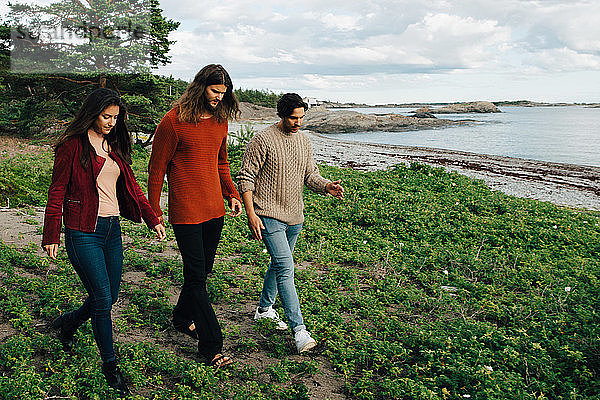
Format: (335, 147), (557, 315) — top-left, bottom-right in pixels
(258, 216), (305, 333)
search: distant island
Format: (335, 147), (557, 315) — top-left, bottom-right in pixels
(493, 100), (600, 107)
(414, 102), (500, 114)
(314, 99), (600, 108)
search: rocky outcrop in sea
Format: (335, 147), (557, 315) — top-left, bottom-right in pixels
(303, 109), (460, 134)
(415, 101), (501, 114)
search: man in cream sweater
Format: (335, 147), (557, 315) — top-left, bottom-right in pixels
(238, 93), (344, 353)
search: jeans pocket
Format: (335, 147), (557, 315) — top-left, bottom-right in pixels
(260, 216), (285, 235)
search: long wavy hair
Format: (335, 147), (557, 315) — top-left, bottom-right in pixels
(173, 64), (240, 124)
(55, 88), (132, 167)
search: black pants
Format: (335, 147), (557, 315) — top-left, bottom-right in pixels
(172, 216), (224, 359)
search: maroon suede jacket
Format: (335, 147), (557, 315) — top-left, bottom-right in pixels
(42, 136), (160, 246)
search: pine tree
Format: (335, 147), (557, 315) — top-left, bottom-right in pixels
(7, 0), (179, 73)
(0, 20), (10, 71)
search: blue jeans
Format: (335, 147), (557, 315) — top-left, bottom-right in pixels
(259, 216), (305, 333)
(64, 216), (123, 363)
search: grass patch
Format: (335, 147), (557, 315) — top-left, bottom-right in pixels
(0, 140), (598, 399)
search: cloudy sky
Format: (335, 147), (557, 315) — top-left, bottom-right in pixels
(152, 0), (599, 104)
(4, 1), (598, 104)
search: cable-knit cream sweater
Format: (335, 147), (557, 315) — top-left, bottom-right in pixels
(237, 124), (330, 225)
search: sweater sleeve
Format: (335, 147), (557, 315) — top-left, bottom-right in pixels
(237, 135), (267, 194)
(217, 134), (241, 201)
(42, 140), (75, 246)
(304, 138), (330, 194)
(125, 163), (160, 229)
(147, 113), (178, 217)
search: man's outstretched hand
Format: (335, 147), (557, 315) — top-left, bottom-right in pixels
(326, 180), (344, 199)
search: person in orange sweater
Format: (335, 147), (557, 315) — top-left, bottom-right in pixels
(148, 64), (242, 368)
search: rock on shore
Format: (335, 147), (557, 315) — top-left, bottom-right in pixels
(303, 109), (460, 134)
(239, 102), (278, 121)
(415, 101), (501, 114)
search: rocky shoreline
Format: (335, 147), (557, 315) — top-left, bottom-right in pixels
(321, 100), (600, 108)
(301, 101), (500, 134)
(237, 102), (600, 211)
(307, 131), (600, 211)
(239, 102), (277, 120)
(303, 109), (464, 134)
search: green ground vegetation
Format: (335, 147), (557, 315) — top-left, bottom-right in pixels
(0, 150), (53, 208)
(0, 136), (598, 399)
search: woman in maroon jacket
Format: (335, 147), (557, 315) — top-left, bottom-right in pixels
(42, 88), (165, 396)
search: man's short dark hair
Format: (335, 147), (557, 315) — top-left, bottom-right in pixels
(277, 93), (308, 118)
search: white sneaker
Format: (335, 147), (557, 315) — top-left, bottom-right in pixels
(294, 329), (317, 353)
(254, 306), (288, 331)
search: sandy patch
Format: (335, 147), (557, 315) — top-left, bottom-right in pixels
(0, 207), (46, 256)
(0, 135), (51, 158)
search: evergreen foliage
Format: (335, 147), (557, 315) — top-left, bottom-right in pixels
(6, 0), (179, 73)
(234, 88), (280, 108)
(0, 20), (9, 71)
(148, 0), (180, 67)
(0, 72), (187, 142)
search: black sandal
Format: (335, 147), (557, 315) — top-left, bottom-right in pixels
(209, 353), (233, 369)
(173, 319), (198, 339)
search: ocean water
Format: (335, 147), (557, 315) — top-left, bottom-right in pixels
(324, 106), (600, 167)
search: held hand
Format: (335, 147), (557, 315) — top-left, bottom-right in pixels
(157, 214), (164, 226)
(229, 197), (243, 217)
(44, 244), (58, 260)
(247, 213), (265, 240)
(326, 179), (344, 199)
(154, 223), (166, 240)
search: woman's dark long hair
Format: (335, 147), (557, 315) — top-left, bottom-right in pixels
(55, 88), (132, 167)
(173, 64), (240, 124)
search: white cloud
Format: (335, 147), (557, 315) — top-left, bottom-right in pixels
(153, 0), (600, 102)
(398, 13), (511, 68)
(316, 12), (363, 31)
(525, 47), (600, 72)
(534, 3), (600, 52)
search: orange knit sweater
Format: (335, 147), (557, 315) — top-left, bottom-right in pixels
(147, 108), (241, 224)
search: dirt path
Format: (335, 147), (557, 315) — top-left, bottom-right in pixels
(0, 135), (51, 157)
(0, 205), (347, 399)
(0, 133), (347, 398)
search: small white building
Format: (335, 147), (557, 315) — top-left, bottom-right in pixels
(303, 97), (322, 108)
